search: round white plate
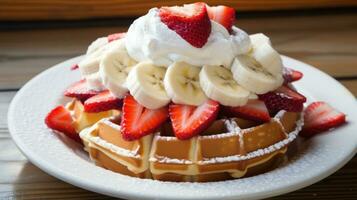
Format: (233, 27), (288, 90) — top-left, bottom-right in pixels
(8, 55), (357, 200)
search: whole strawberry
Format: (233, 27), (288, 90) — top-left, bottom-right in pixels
(159, 2), (211, 48)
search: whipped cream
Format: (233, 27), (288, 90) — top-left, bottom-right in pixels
(125, 8), (251, 67)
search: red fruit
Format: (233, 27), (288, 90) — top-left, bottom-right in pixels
(64, 80), (99, 101)
(206, 5), (235, 32)
(159, 2), (211, 48)
(169, 99), (220, 140)
(225, 99), (271, 123)
(283, 67), (303, 84)
(107, 32), (126, 42)
(45, 106), (81, 143)
(84, 90), (121, 113)
(259, 85), (307, 114)
(70, 64), (79, 70)
(121, 95), (168, 140)
(301, 101), (346, 137)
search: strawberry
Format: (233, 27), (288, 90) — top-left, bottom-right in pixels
(259, 85), (306, 114)
(169, 99), (220, 140)
(206, 5), (235, 32)
(45, 106), (81, 143)
(283, 67), (303, 84)
(64, 79), (99, 101)
(121, 95), (168, 140)
(225, 99), (271, 123)
(301, 101), (346, 137)
(84, 90), (122, 113)
(70, 64), (79, 71)
(159, 2), (211, 48)
(107, 32), (126, 42)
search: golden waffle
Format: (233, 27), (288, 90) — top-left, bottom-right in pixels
(65, 99), (120, 132)
(79, 110), (303, 182)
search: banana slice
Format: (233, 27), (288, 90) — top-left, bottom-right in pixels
(126, 62), (170, 109)
(231, 55), (283, 94)
(199, 65), (250, 107)
(99, 47), (137, 98)
(86, 37), (108, 55)
(78, 47), (106, 76)
(79, 39), (125, 76)
(85, 72), (105, 91)
(164, 62), (207, 106)
(250, 33), (283, 75)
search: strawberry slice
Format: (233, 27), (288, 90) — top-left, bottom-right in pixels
(121, 95), (168, 140)
(84, 90), (122, 113)
(169, 99), (220, 140)
(45, 106), (81, 143)
(107, 32), (126, 42)
(206, 5), (235, 32)
(301, 101), (346, 137)
(283, 67), (303, 84)
(259, 85), (307, 114)
(225, 99), (271, 123)
(64, 80), (99, 101)
(159, 2), (211, 48)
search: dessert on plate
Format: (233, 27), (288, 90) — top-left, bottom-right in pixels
(45, 2), (346, 182)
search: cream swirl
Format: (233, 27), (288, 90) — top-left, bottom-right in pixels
(125, 8), (251, 67)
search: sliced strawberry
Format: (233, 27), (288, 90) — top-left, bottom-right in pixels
(259, 85), (307, 114)
(121, 95), (168, 140)
(64, 80), (99, 101)
(169, 99), (220, 140)
(70, 64), (79, 71)
(107, 32), (126, 42)
(283, 67), (303, 84)
(225, 99), (271, 123)
(84, 90), (122, 113)
(301, 101), (346, 137)
(206, 5), (235, 32)
(45, 106), (81, 143)
(159, 2), (211, 48)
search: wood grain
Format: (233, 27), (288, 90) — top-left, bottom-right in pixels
(1, 0), (357, 21)
(0, 10), (356, 200)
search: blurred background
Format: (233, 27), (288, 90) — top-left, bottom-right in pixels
(0, 0), (356, 199)
(1, 0), (357, 20)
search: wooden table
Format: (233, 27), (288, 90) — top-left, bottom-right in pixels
(1, 10), (357, 199)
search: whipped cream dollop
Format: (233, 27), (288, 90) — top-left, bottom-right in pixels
(125, 8), (251, 67)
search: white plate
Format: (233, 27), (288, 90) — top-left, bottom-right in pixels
(8, 55), (357, 200)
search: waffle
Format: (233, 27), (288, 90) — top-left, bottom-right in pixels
(79, 110), (303, 182)
(65, 99), (120, 132)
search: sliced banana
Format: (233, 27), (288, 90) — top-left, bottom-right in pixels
(79, 39), (125, 76)
(85, 72), (105, 91)
(78, 47), (106, 76)
(164, 62), (207, 106)
(199, 65), (250, 107)
(86, 37), (108, 55)
(99, 47), (137, 98)
(250, 33), (283, 75)
(126, 62), (170, 109)
(248, 93), (259, 100)
(231, 55), (283, 94)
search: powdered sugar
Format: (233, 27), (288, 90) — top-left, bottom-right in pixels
(80, 125), (141, 159)
(198, 113), (304, 165)
(150, 156), (193, 164)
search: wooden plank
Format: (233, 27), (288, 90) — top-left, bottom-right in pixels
(0, 92), (15, 128)
(1, 0), (357, 21)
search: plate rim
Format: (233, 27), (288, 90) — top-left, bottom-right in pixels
(7, 55), (357, 200)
